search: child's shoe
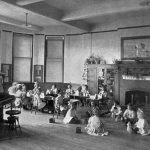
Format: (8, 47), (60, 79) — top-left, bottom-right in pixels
(101, 131), (109, 136)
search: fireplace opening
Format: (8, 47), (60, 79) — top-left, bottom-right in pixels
(125, 90), (150, 106)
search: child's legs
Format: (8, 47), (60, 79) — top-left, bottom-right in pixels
(132, 127), (139, 134)
(111, 112), (115, 118)
(125, 118), (135, 125)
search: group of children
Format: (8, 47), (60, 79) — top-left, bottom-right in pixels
(8, 82), (26, 107)
(7, 82), (150, 137)
(110, 101), (150, 136)
(8, 81), (46, 110)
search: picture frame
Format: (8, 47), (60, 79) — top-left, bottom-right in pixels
(34, 65), (43, 82)
(1, 64), (12, 83)
(121, 36), (150, 60)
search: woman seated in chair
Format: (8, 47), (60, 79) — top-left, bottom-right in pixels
(33, 88), (46, 111)
(46, 84), (58, 95)
(14, 84), (23, 108)
(63, 102), (80, 124)
(8, 82), (18, 95)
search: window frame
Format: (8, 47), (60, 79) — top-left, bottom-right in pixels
(12, 33), (33, 83)
(44, 35), (64, 83)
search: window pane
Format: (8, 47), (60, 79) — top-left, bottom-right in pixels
(46, 59), (62, 82)
(13, 34), (32, 58)
(13, 58), (31, 82)
(47, 40), (63, 59)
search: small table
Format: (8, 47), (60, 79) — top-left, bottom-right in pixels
(70, 95), (89, 106)
(43, 96), (55, 113)
(70, 99), (80, 108)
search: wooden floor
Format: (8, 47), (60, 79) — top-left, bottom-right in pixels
(0, 108), (150, 150)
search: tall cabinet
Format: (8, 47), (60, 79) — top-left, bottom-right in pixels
(87, 64), (118, 100)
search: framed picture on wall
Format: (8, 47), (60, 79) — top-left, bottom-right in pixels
(121, 36), (150, 60)
(34, 65), (43, 82)
(1, 64), (12, 83)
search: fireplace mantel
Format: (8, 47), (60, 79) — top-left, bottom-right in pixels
(116, 61), (150, 105)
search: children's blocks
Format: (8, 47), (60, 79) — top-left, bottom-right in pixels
(76, 127), (82, 133)
(49, 118), (55, 123)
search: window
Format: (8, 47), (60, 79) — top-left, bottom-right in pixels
(45, 36), (64, 82)
(13, 33), (33, 82)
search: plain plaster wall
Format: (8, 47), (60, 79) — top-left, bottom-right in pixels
(1, 13), (150, 89)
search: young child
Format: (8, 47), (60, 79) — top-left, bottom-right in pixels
(21, 84), (27, 99)
(85, 108), (109, 136)
(66, 84), (74, 96)
(63, 103), (79, 124)
(87, 100), (100, 117)
(33, 81), (40, 94)
(123, 104), (136, 125)
(98, 86), (104, 99)
(33, 88), (46, 110)
(55, 90), (68, 116)
(133, 108), (150, 136)
(46, 84), (58, 95)
(110, 101), (122, 122)
(81, 85), (89, 97)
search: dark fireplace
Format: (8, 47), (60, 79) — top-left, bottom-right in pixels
(125, 90), (150, 106)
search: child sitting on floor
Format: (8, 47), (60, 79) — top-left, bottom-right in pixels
(85, 108), (109, 136)
(110, 101), (122, 122)
(123, 103), (136, 125)
(87, 100), (100, 117)
(133, 108), (150, 136)
(63, 103), (80, 124)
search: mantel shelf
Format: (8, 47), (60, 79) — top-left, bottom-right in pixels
(122, 75), (150, 80)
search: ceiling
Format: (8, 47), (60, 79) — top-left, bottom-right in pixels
(0, 0), (150, 31)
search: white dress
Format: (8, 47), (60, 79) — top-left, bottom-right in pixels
(85, 115), (108, 136)
(135, 118), (150, 136)
(14, 90), (22, 107)
(63, 108), (76, 124)
(33, 94), (46, 109)
(8, 86), (17, 95)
